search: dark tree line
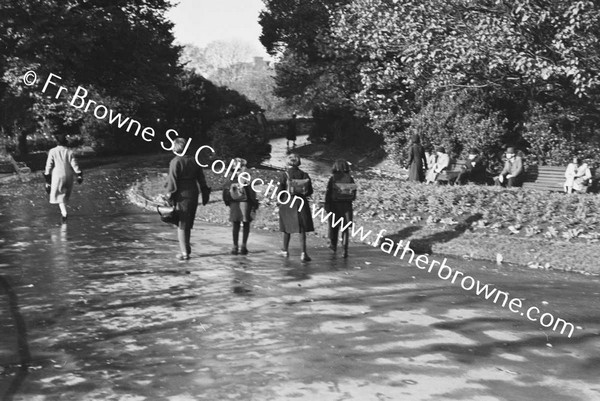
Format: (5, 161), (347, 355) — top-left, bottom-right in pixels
(0, 0), (259, 158)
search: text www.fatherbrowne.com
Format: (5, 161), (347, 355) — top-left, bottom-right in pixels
(310, 204), (578, 338)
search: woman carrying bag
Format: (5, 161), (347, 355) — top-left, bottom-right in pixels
(165, 138), (210, 261)
(277, 153), (314, 262)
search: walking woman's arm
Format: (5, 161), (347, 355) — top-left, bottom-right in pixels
(69, 150), (83, 183)
(324, 177), (332, 212)
(165, 158), (179, 202)
(43, 148), (55, 187)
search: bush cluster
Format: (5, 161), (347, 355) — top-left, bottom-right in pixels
(209, 114), (271, 166)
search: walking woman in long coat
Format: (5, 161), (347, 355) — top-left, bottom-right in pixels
(44, 133), (83, 224)
(278, 153), (314, 262)
(166, 138), (210, 261)
(407, 134), (427, 182)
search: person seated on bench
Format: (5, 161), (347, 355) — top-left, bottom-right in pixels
(453, 148), (487, 185)
(425, 146), (449, 184)
(564, 157), (592, 193)
(494, 147), (523, 187)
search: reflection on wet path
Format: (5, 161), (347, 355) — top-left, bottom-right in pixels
(0, 157), (600, 400)
(265, 135), (332, 176)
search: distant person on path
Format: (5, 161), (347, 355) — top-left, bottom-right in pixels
(166, 138), (210, 261)
(324, 159), (356, 258)
(454, 148), (487, 185)
(494, 147), (523, 187)
(222, 158), (259, 255)
(278, 153), (314, 262)
(564, 157), (592, 193)
(44, 133), (83, 224)
(407, 134), (427, 182)
(286, 113), (298, 148)
(425, 146), (450, 184)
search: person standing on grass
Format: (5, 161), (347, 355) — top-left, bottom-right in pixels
(286, 112), (298, 148)
(166, 138), (210, 261)
(324, 159), (356, 258)
(44, 133), (83, 224)
(278, 153), (314, 262)
(222, 158), (259, 255)
(407, 134), (427, 182)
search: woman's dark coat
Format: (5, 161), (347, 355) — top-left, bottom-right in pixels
(277, 167), (314, 233)
(407, 143), (428, 182)
(166, 155), (207, 230)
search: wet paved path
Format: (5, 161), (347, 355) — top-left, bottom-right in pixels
(1, 150), (600, 400)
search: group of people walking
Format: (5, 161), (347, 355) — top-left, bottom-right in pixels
(165, 138), (356, 261)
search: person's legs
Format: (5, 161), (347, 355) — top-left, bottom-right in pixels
(328, 215), (338, 252)
(300, 230), (311, 261)
(58, 202), (68, 222)
(185, 227), (192, 255)
(341, 211), (351, 257)
(232, 222), (241, 254)
(281, 232), (291, 255)
(58, 202), (67, 216)
(177, 228), (188, 258)
(455, 171), (468, 185)
(507, 177), (521, 188)
(240, 223), (250, 254)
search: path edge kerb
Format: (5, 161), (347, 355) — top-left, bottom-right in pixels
(127, 180), (162, 212)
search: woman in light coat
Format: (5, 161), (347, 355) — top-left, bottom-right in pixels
(44, 133), (83, 223)
(425, 146), (450, 184)
(564, 157), (592, 193)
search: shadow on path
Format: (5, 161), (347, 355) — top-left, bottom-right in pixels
(411, 213), (483, 254)
(0, 275), (31, 401)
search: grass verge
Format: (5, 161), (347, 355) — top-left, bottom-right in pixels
(132, 164), (599, 275)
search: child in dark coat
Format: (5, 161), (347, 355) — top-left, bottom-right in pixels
(222, 158), (259, 255)
(324, 160), (356, 258)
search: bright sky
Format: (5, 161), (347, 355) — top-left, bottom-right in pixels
(167, 0), (268, 57)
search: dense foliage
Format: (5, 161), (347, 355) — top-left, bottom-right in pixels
(209, 114), (272, 165)
(261, 0), (600, 165)
(0, 1), (260, 157)
(259, 0), (374, 146)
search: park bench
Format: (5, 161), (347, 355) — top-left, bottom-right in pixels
(522, 165), (596, 193)
(0, 154), (32, 177)
(435, 160), (466, 183)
